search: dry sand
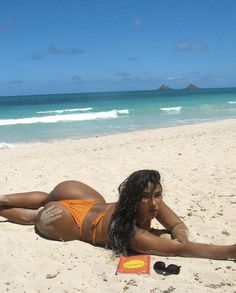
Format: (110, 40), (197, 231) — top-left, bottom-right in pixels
(0, 119), (236, 293)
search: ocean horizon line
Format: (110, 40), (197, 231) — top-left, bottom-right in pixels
(1, 85), (236, 99)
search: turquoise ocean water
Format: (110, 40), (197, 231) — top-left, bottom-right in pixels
(0, 87), (236, 146)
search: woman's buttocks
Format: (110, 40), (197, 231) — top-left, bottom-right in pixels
(36, 202), (81, 241)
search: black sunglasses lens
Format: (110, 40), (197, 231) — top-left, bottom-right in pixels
(153, 262), (181, 275)
(153, 261), (166, 272)
(166, 264), (181, 275)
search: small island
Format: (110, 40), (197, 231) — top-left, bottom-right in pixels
(158, 84), (173, 91)
(185, 84), (199, 90)
(157, 84), (199, 91)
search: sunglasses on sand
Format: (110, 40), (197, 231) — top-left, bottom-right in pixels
(153, 261), (181, 275)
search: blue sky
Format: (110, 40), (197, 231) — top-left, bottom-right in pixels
(1, 0), (236, 96)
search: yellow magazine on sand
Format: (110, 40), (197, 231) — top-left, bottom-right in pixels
(116, 255), (150, 274)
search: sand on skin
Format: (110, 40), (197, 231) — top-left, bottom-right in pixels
(0, 119), (236, 293)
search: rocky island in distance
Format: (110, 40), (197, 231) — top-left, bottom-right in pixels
(158, 84), (173, 91)
(158, 84), (199, 91)
(185, 84), (199, 90)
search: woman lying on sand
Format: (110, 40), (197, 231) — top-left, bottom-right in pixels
(0, 169), (235, 260)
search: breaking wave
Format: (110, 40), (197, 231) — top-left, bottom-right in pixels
(160, 106), (182, 112)
(37, 107), (93, 114)
(0, 109), (129, 126)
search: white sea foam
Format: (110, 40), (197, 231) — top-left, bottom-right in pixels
(160, 106), (182, 112)
(0, 143), (14, 150)
(0, 109), (129, 126)
(176, 118), (212, 124)
(116, 109), (129, 114)
(228, 101), (236, 104)
(37, 107), (93, 114)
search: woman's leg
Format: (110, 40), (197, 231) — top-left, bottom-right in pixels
(0, 191), (49, 224)
(0, 191), (49, 208)
(0, 206), (40, 224)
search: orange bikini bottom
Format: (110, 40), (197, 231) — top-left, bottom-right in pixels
(59, 199), (110, 244)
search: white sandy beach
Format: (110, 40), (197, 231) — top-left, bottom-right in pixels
(0, 119), (236, 293)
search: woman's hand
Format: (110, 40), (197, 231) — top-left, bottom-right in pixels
(230, 244), (236, 259)
(171, 222), (189, 243)
(156, 201), (189, 243)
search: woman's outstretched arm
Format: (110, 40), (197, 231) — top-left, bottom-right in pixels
(130, 228), (236, 260)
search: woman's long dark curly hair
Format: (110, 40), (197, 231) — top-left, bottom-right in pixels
(108, 169), (161, 255)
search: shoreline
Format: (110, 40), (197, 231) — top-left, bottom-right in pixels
(1, 118), (236, 292)
(1, 117), (236, 149)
